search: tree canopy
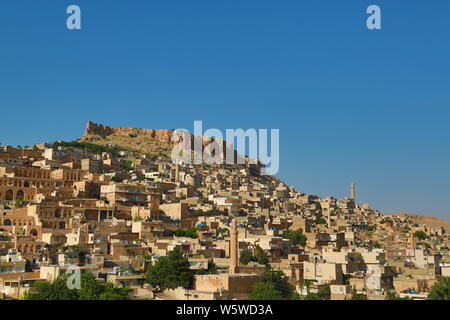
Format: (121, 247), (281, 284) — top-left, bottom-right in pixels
(24, 272), (130, 300)
(414, 231), (427, 241)
(145, 247), (193, 290)
(240, 249), (253, 265)
(282, 229), (307, 246)
(428, 276), (450, 300)
(174, 227), (197, 238)
(249, 282), (283, 300)
(255, 247), (269, 265)
(249, 268), (292, 300)
(303, 287), (330, 300)
(196, 261), (218, 275)
(52, 140), (128, 157)
(239, 248), (268, 265)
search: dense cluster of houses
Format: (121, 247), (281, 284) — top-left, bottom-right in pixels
(0, 139), (449, 300)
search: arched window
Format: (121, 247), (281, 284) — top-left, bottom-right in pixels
(3, 219), (12, 226)
(16, 190), (25, 201)
(5, 189), (14, 201)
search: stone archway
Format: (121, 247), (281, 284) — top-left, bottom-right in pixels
(3, 218), (12, 226)
(29, 229), (38, 237)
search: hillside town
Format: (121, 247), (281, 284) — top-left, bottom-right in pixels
(0, 122), (449, 300)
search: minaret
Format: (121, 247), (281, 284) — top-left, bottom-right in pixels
(410, 231), (416, 251)
(174, 163), (180, 182)
(229, 218), (239, 274)
(351, 183), (356, 201)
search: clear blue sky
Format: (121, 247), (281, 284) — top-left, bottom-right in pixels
(0, 1), (449, 219)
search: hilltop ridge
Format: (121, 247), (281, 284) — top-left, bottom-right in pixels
(389, 212), (450, 233)
(81, 121), (251, 165)
(80, 121), (177, 158)
(84, 121), (175, 145)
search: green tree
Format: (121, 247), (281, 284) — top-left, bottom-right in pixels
(428, 276), (450, 300)
(315, 203), (322, 213)
(196, 261), (218, 275)
(373, 242), (382, 249)
(122, 160), (133, 171)
(260, 269), (292, 299)
(24, 272), (130, 300)
(414, 231), (427, 241)
(402, 226), (411, 233)
(240, 249), (253, 265)
(24, 277), (78, 300)
(185, 227), (197, 238)
(52, 140), (130, 158)
(255, 247), (268, 265)
(174, 227), (197, 238)
(14, 200), (28, 208)
(78, 272), (105, 300)
(304, 287), (330, 300)
(248, 268), (292, 300)
(417, 242), (431, 248)
(298, 279), (314, 294)
(282, 229), (307, 246)
(290, 292), (302, 300)
(98, 283), (131, 300)
(145, 247), (193, 290)
(249, 282), (283, 300)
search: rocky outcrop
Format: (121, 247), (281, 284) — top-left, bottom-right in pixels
(84, 121), (175, 145)
(84, 121), (114, 136)
(82, 121), (259, 166)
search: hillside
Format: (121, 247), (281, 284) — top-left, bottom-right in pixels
(55, 121), (450, 230)
(80, 121), (175, 158)
(79, 121), (251, 164)
(387, 212), (450, 233)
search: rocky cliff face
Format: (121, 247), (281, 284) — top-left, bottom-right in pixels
(84, 121), (175, 145)
(82, 121), (256, 166)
